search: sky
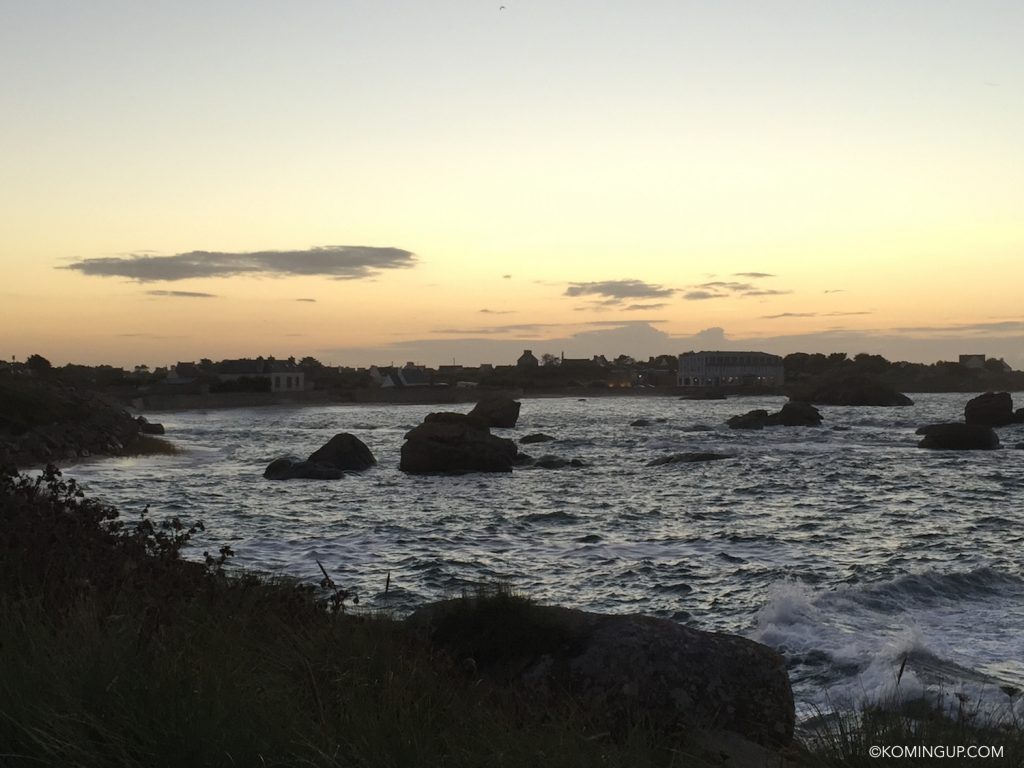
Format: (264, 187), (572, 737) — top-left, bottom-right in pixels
(2, 1), (1022, 369)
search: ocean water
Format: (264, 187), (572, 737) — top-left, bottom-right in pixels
(62, 393), (1024, 718)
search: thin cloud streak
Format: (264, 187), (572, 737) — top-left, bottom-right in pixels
(65, 245), (416, 282)
(146, 290), (217, 298)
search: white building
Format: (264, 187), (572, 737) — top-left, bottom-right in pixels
(677, 351), (784, 388)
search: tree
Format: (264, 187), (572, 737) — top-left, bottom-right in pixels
(540, 353), (560, 367)
(26, 354), (51, 373)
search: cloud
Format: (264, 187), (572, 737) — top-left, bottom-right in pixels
(479, 308), (515, 315)
(824, 289), (846, 294)
(697, 281), (754, 291)
(146, 290), (217, 298)
(65, 245), (416, 282)
(564, 279), (675, 301)
(682, 290), (726, 301)
(622, 303), (668, 311)
(502, 274), (512, 279)
(734, 272), (775, 279)
(762, 310), (873, 320)
(295, 298), (317, 303)
(742, 289), (793, 297)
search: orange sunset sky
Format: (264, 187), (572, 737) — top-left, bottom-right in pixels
(2, 2), (1022, 369)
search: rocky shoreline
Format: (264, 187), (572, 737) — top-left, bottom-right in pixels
(0, 376), (167, 470)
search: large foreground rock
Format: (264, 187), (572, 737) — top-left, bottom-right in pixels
(467, 396), (521, 428)
(400, 412), (518, 473)
(790, 374), (913, 406)
(264, 432), (376, 480)
(916, 423), (1000, 450)
(409, 597), (794, 747)
(964, 392), (1020, 427)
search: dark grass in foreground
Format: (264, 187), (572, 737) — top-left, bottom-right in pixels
(2, 468), (1022, 767)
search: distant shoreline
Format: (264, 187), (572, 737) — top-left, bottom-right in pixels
(127, 385), (784, 412)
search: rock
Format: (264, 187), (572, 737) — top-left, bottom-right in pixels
(400, 412), (518, 473)
(964, 392), (1016, 427)
(409, 596), (794, 747)
(307, 432), (376, 471)
(916, 423), (1001, 450)
(727, 403), (822, 429)
(519, 433), (555, 444)
(789, 374), (913, 406)
(629, 419), (651, 427)
(264, 432), (375, 480)
(135, 416), (165, 435)
(647, 453), (734, 466)
(263, 456), (346, 480)
(468, 396), (521, 428)
(773, 401), (823, 426)
(727, 409), (770, 430)
(530, 454), (587, 469)
(1016, 409), (1024, 424)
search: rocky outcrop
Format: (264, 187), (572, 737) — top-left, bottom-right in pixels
(916, 423), (1001, 450)
(727, 402), (822, 430)
(0, 377), (144, 469)
(789, 374), (913, 406)
(400, 412), (518, 474)
(727, 409), (771, 430)
(629, 419), (651, 427)
(519, 433), (555, 444)
(264, 432), (376, 480)
(647, 452), (734, 466)
(307, 433), (377, 471)
(409, 596), (794, 747)
(467, 396), (521, 428)
(135, 416), (165, 435)
(964, 392), (1021, 427)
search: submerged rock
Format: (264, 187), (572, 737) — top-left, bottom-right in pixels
(519, 432), (555, 444)
(409, 597), (794, 747)
(400, 412), (517, 474)
(647, 452), (734, 466)
(467, 396), (521, 428)
(530, 454), (587, 470)
(916, 423), (1000, 450)
(629, 419), (651, 427)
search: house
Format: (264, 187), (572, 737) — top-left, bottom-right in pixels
(216, 358), (305, 392)
(517, 350), (539, 369)
(678, 351), (784, 388)
(369, 365), (433, 387)
(958, 354), (986, 370)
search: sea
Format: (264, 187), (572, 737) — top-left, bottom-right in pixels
(61, 393), (1024, 720)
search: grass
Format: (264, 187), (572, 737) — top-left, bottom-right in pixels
(1, 466), (1022, 767)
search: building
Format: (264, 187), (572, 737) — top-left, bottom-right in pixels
(216, 358), (305, 392)
(958, 354), (986, 370)
(517, 350), (539, 369)
(677, 351), (784, 388)
(369, 364), (433, 387)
